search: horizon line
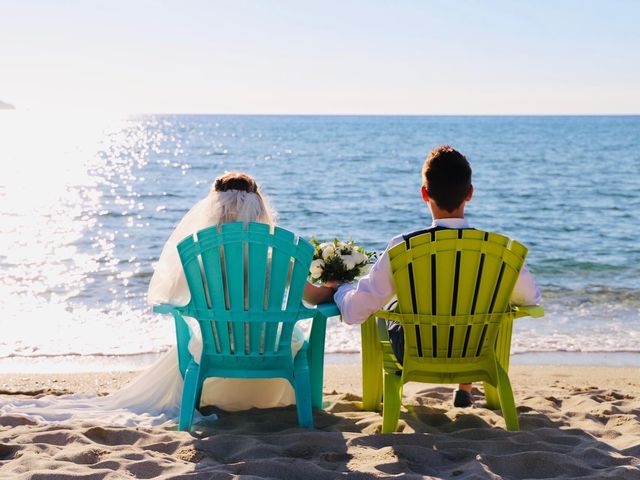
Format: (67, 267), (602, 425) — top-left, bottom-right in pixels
(125, 112), (640, 117)
(4, 110), (640, 117)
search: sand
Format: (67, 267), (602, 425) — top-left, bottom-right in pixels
(1, 364), (639, 479)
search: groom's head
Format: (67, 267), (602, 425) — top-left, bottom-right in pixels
(421, 145), (473, 214)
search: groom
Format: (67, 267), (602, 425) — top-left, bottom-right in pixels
(334, 145), (541, 407)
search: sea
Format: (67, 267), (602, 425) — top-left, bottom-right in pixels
(1, 113), (639, 372)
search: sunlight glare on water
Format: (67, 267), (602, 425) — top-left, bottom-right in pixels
(0, 112), (173, 359)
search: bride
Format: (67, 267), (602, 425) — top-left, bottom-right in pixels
(0, 172), (335, 427)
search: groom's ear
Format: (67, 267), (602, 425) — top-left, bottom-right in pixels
(421, 185), (429, 203)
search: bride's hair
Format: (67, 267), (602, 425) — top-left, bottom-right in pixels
(211, 171), (276, 226)
(213, 171), (258, 193)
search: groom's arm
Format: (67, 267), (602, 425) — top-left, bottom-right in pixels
(334, 237), (401, 325)
(510, 263), (542, 306)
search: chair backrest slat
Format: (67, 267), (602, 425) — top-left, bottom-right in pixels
(469, 233), (511, 357)
(490, 241), (528, 315)
(453, 231), (485, 358)
(263, 322), (281, 355)
(455, 231), (486, 315)
(247, 223), (270, 354)
(472, 233), (509, 314)
(178, 236), (219, 352)
(389, 247), (414, 315)
(389, 245), (421, 357)
(267, 228), (296, 310)
(279, 322), (295, 352)
(286, 240), (315, 311)
(198, 230), (227, 310)
(431, 231), (459, 357)
(213, 319), (231, 355)
(222, 224), (247, 354)
(405, 234), (432, 358)
(178, 237), (208, 310)
(198, 228), (230, 354)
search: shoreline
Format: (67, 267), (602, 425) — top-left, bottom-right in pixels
(1, 350), (640, 374)
(2, 364), (639, 398)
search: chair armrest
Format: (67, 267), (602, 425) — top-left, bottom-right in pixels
(314, 302), (340, 319)
(513, 305), (545, 319)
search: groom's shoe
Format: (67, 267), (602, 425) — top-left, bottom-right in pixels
(453, 389), (474, 408)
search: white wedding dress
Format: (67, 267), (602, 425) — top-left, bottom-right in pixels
(0, 190), (303, 428)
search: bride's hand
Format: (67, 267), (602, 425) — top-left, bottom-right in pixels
(303, 281), (337, 305)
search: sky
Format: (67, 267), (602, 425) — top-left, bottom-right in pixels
(1, 0), (639, 114)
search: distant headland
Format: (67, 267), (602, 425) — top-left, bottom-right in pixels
(0, 100), (16, 110)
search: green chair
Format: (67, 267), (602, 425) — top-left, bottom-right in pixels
(360, 229), (544, 432)
(153, 222), (339, 431)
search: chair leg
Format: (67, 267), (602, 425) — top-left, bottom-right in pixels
(294, 347), (313, 429)
(308, 314), (327, 410)
(381, 370), (404, 433)
(487, 317), (513, 411)
(179, 361), (202, 431)
(361, 317), (383, 411)
(496, 362), (519, 431)
(484, 382), (500, 410)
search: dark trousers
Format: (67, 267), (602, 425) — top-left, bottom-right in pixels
(382, 299), (404, 365)
(387, 321), (405, 365)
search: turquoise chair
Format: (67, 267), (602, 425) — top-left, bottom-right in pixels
(153, 222), (339, 430)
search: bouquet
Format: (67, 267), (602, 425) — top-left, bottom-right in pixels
(308, 238), (375, 284)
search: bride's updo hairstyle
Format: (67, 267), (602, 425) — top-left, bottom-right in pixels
(211, 171), (276, 226)
(214, 171), (258, 193)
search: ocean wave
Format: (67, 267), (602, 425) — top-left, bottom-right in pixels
(535, 259), (632, 274)
(541, 285), (640, 303)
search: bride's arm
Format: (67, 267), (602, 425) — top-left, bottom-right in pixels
(303, 281), (337, 305)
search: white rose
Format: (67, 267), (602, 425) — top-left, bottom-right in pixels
(355, 251), (369, 265)
(336, 241), (349, 253)
(322, 244), (336, 260)
(319, 242), (332, 250)
(309, 258), (325, 279)
(341, 253), (357, 270)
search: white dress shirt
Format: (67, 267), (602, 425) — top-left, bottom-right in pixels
(334, 218), (542, 325)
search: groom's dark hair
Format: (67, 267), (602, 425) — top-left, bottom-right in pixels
(422, 145), (472, 212)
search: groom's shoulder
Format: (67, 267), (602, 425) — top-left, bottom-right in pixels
(390, 225), (478, 249)
(386, 226), (440, 250)
(386, 233), (406, 250)
(401, 226), (443, 243)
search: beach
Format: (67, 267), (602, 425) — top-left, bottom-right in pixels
(1, 362), (639, 479)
